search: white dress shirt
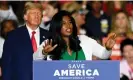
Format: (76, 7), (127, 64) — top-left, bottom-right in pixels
(0, 37), (4, 58)
(26, 24), (40, 48)
(33, 39), (52, 60)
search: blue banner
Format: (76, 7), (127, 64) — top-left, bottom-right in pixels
(33, 60), (119, 80)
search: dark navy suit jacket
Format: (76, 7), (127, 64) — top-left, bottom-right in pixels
(2, 25), (51, 80)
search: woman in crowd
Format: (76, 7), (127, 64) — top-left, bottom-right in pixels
(0, 20), (17, 39)
(120, 38), (133, 80)
(0, 19), (17, 79)
(34, 10), (116, 60)
(0, 19), (18, 58)
(111, 10), (133, 39)
(103, 10), (133, 60)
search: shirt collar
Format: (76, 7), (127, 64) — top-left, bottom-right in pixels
(26, 24), (39, 35)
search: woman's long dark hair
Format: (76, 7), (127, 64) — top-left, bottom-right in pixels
(49, 10), (81, 60)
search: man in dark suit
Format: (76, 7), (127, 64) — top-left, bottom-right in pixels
(1, 2), (51, 80)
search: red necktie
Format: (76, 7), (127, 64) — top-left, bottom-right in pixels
(31, 31), (37, 52)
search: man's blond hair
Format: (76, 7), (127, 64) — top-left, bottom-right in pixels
(24, 2), (43, 14)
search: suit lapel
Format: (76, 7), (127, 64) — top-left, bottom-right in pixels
(39, 28), (47, 45)
(22, 25), (34, 53)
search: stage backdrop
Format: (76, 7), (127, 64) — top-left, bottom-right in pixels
(33, 60), (119, 80)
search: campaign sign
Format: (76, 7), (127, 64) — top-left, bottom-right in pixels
(33, 60), (119, 80)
